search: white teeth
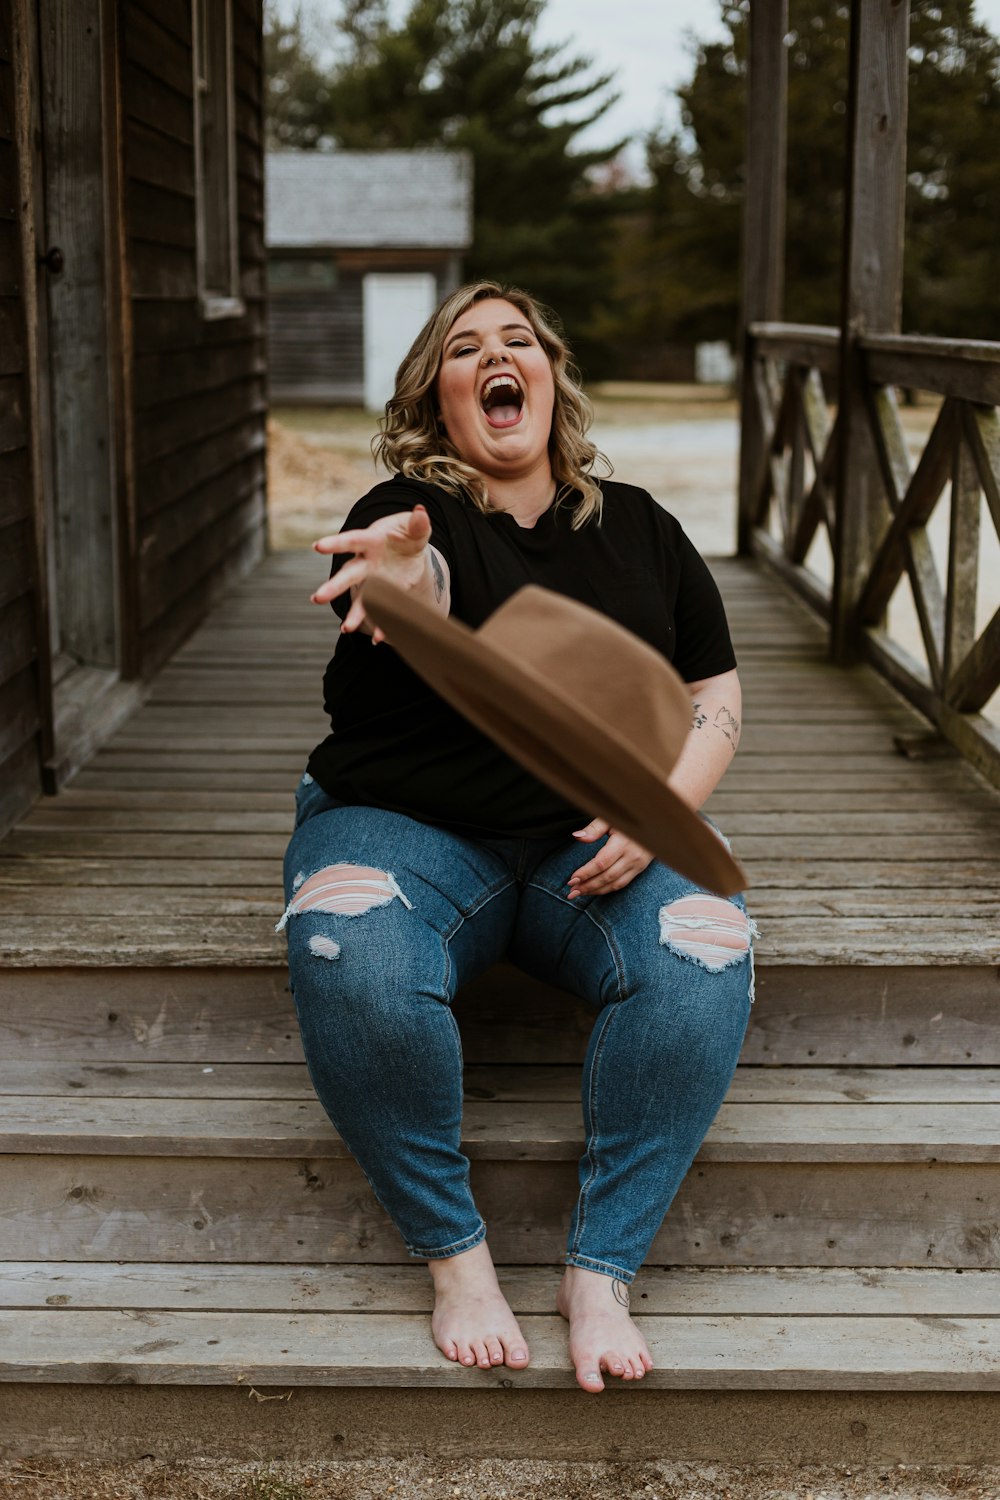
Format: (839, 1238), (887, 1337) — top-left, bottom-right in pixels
(481, 374), (521, 399)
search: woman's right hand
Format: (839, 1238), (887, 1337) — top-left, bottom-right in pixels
(309, 504), (442, 641)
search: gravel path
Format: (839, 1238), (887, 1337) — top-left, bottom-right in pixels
(1, 1458), (999, 1500)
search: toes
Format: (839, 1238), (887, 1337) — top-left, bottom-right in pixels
(577, 1366), (604, 1393)
(458, 1343), (476, 1367)
(473, 1340), (492, 1369)
(440, 1341), (459, 1362)
(486, 1338), (504, 1366)
(504, 1340), (530, 1368)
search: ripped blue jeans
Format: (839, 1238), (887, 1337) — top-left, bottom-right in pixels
(277, 773), (757, 1283)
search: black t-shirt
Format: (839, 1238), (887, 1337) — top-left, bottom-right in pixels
(305, 474), (737, 840)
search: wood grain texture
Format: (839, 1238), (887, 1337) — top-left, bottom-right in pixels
(1, 553), (999, 968)
(4, 1261), (997, 1316)
(1, 1307), (998, 1390)
(3, 1094), (998, 1162)
(1, 1154), (995, 1267)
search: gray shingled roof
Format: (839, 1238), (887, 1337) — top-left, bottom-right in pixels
(266, 150), (473, 250)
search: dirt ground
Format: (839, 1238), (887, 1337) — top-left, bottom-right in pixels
(265, 384), (742, 558)
(267, 384), (998, 725)
(1, 1457), (999, 1500)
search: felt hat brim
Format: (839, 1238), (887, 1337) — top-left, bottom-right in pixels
(362, 575), (747, 898)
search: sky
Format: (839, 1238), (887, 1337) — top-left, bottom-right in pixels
(273, 0), (1000, 168)
(536, 0), (1000, 164)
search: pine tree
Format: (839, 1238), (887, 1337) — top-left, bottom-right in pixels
(265, 0), (627, 373)
(609, 0), (1000, 348)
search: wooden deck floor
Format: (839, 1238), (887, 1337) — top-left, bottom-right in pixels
(1, 549), (999, 967)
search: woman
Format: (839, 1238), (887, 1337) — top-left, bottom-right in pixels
(277, 281), (755, 1395)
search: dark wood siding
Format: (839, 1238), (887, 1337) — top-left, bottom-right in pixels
(124, 0), (267, 678)
(266, 252), (456, 404)
(0, 7), (45, 834)
(267, 271), (364, 403)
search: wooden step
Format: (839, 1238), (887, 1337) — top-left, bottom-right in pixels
(3, 1092), (999, 1161)
(1, 1265), (997, 1391)
(2, 1068), (997, 1267)
(3, 965), (998, 1067)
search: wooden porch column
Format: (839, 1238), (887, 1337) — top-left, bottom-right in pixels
(832, 0), (909, 660)
(737, 0), (787, 555)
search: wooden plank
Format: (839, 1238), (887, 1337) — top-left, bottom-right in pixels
(1, 1061), (997, 1106)
(0, 444), (30, 527)
(127, 237), (196, 298)
(2, 1095), (999, 1161)
(4, 1262), (997, 1317)
(0, 372), (27, 453)
(0, 965), (996, 1069)
(125, 3), (192, 101)
(0, 661), (41, 766)
(1, 1308), (998, 1390)
(132, 296), (264, 354)
(135, 407), (266, 511)
(15, 806), (996, 838)
(13, 829), (998, 866)
(0, 1154), (995, 1267)
(126, 119), (195, 199)
(137, 526), (266, 681)
(736, 0), (787, 554)
(133, 339), (265, 409)
(831, 0), (909, 659)
(861, 345), (1000, 405)
(138, 457), (265, 570)
(126, 179), (196, 250)
(122, 60), (194, 147)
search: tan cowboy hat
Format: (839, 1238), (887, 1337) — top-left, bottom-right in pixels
(361, 575), (746, 898)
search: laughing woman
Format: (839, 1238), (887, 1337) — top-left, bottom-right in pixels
(276, 281), (755, 1394)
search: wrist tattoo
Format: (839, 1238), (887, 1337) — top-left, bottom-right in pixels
(714, 705), (740, 747)
(691, 701), (708, 730)
(612, 1279), (630, 1308)
(429, 549), (445, 602)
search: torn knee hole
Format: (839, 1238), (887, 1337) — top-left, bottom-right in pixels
(275, 863), (414, 932)
(658, 894), (756, 971)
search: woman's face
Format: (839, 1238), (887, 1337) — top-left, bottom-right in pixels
(435, 298), (556, 480)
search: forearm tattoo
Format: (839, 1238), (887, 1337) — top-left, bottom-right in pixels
(612, 1279), (630, 1308)
(714, 705), (740, 747)
(691, 700), (740, 749)
(429, 549), (445, 602)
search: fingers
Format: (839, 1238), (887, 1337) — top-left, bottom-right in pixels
(568, 836), (653, 898)
(572, 817), (610, 842)
(342, 595), (367, 633)
(310, 558), (367, 606)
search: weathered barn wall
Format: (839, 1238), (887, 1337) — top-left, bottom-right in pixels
(124, 0), (268, 677)
(0, 4), (47, 833)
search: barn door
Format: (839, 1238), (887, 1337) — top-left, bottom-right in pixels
(33, 0), (123, 743)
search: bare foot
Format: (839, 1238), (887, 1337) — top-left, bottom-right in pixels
(556, 1265), (654, 1393)
(429, 1241), (530, 1371)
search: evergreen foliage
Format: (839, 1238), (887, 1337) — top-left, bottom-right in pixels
(605, 0), (1000, 353)
(265, 0), (626, 374)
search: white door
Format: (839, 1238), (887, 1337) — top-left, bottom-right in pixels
(362, 273), (437, 412)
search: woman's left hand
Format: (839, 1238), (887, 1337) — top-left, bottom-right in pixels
(567, 818), (654, 899)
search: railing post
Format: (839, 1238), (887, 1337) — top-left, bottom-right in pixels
(737, 0), (787, 556)
(832, 0), (910, 660)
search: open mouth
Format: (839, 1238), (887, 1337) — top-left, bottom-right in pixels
(480, 374), (524, 429)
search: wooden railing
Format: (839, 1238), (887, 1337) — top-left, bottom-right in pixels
(739, 323), (1000, 785)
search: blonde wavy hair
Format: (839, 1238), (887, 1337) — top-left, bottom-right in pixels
(373, 281), (612, 530)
